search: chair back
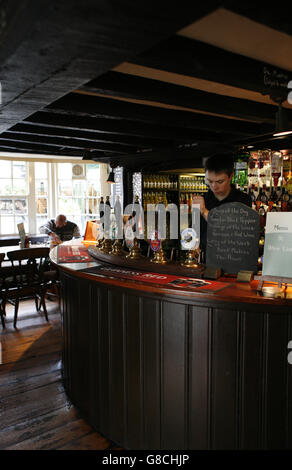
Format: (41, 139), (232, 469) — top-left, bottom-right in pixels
(0, 253), (5, 281)
(7, 247), (50, 286)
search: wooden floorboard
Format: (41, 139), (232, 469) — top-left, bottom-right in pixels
(0, 299), (116, 450)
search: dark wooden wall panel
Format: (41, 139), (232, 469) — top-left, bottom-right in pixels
(68, 277), (81, 406)
(59, 270), (292, 450)
(211, 308), (239, 449)
(76, 278), (91, 417)
(97, 286), (110, 437)
(161, 301), (187, 449)
(108, 289), (126, 445)
(287, 314), (292, 449)
(142, 297), (161, 449)
(189, 305), (210, 449)
(240, 311), (263, 449)
(88, 284), (100, 429)
(61, 276), (70, 393)
(266, 313), (290, 449)
(125, 294), (143, 449)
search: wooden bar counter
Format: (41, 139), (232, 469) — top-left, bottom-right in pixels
(50, 245), (292, 450)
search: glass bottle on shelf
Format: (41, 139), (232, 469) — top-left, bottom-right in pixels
(248, 184), (257, 210)
(260, 184), (268, 206)
(268, 187), (279, 212)
(283, 155), (291, 186)
(259, 205), (266, 228)
(255, 188), (262, 211)
(99, 196), (104, 219)
(248, 155), (258, 187)
(234, 149), (249, 189)
(105, 195), (111, 207)
(174, 176), (178, 190)
(280, 188), (289, 212)
(271, 151), (283, 188)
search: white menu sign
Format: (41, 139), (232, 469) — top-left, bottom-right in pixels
(262, 213), (292, 278)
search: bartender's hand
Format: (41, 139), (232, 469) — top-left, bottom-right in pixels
(192, 195), (209, 221)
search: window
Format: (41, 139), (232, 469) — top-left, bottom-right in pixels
(57, 163), (101, 233)
(0, 160), (28, 234)
(35, 162), (49, 232)
(0, 159), (108, 236)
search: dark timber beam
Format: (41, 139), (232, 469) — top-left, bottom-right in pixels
(9, 123), (171, 149)
(131, 35), (292, 99)
(0, 139), (123, 157)
(24, 112), (238, 143)
(82, 71), (292, 124)
(46, 94), (273, 136)
(225, 2), (292, 37)
(0, 133), (138, 154)
(0, 0), (222, 133)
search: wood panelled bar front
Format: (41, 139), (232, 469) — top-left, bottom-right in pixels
(50, 249), (292, 450)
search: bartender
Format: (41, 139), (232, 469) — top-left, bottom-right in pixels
(193, 153), (252, 260)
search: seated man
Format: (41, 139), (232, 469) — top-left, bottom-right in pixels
(39, 214), (81, 243)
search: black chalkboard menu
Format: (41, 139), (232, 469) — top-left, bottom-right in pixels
(206, 202), (260, 274)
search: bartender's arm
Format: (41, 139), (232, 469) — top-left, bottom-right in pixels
(192, 195), (209, 221)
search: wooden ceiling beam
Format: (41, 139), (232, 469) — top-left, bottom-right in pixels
(1, 132), (138, 154)
(82, 70), (292, 124)
(0, 0), (223, 133)
(9, 123), (169, 148)
(25, 112), (235, 143)
(131, 35), (292, 99)
(0, 138), (121, 157)
(46, 93), (272, 136)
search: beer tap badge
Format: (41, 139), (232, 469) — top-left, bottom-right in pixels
(149, 231), (161, 252)
(181, 228), (199, 250)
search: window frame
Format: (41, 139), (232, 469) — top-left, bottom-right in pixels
(0, 160), (29, 235)
(0, 158), (110, 236)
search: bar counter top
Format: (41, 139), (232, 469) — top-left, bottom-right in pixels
(50, 243), (292, 312)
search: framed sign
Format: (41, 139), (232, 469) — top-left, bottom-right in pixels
(262, 213), (292, 278)
(206, 202), (260, 274)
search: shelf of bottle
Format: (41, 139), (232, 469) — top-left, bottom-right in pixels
(143, 187), (178, 191)
(179, 189), (208, 193)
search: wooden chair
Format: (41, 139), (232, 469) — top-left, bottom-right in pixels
(0, 253), (6, 328)
(5, 247), (54, 328)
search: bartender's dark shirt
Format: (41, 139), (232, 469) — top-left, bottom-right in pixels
(200, 184), (252, 256)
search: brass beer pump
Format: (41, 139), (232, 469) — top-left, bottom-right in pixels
(110, 239), (124, 256)
(126, 238), (143, 260)
(181, 248), (200, 268)
(99, 237), (113, 253)
(150, 245), (168, 265)
(96, 237), (104, 249)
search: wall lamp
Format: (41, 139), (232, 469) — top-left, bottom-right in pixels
(107, 165), (116, 184)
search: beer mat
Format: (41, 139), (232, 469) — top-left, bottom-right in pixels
(79, 265), (231, 293)
(57, 244), (92, 263)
